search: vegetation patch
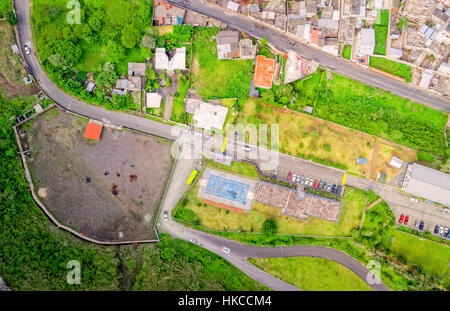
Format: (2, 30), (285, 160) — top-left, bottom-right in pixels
(342, 45), (352, 60)
(249, 257), (372, 291)
(191, 27), (253, 104)
(373, 9), (389, 55)
(369, 57), (412, 82)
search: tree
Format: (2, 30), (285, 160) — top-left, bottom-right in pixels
(121, 24), (141, 49)
(261, 36), (267, 46)
(106, 42), (125, 64)
(95, 62), (117, 94)
(141, 34), (156, 49)
(261, 219), (277, 235)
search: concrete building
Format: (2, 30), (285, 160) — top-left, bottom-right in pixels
(193, 102), (228, 131)
(402, 163), (450, 206)
(227, 1), (239, 12)
(389, 156), (403, 169)
(155, 47), (186, 72)
(419, 69), (434, 88)
(357, 28), (375, 56)
(146, 93), (162, 108)
(216, 31), (240, 59)
(153, 0), (185, 26)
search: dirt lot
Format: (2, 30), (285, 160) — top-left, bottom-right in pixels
(0, 22), (38, 97)
(23, 108), (174, 242)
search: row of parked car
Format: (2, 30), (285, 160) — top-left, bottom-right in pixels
(398, 214), (450, 239)
(286, 171), (342, 195)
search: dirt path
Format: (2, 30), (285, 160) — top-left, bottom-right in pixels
(366, 198), (383, 211)
(163, 95), (173, 120)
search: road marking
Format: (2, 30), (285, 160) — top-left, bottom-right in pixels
(341, 173), (347, 185)
(221, 137), (227, 153)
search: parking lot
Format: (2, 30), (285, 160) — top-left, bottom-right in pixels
(396, 207), (450, 240)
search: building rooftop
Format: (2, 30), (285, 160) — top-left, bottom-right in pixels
(402, 163), (450, 206)
(193, 102), (229, 131)
(253, 55), (279, 89)
(84, 122), (103, 141)
(155, 47), (186, 72)
(216, 31), (240, 59)
(146, 93), (162, 108)
(128, 63), (146, 77)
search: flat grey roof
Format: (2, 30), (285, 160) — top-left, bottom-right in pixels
(403, 163), (450, 206)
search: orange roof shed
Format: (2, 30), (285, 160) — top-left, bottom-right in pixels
(84, 122), (103, 141)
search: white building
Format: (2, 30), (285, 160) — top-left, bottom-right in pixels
(419, 69), (434, 88)
(155, 47), (186, 72)
(357, 28), (375, 56)
(146, 93), (162, 108)
(193, 102), (228, 131)
(227, 1), (239, 12)
(389, 156), (403, 169)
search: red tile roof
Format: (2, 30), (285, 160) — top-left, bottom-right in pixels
(84, 122), (103, 141)
(253, 55), (279, 89)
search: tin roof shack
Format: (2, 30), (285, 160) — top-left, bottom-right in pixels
(216, 31), (240, 60)
(84, 121), (103, 141)
(402, 163), (450, 207)
(153, 0), (185, 26)
(239, 39), (257, 59)
(127, 63), (146, 106)
(284, 50), (319, 84)
(146, 93), (163, 108)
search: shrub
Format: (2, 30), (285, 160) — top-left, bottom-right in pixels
(261, 219), (278, 235)
(417, 151), (435, 163)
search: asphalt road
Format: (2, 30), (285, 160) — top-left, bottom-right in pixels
(166, 0), (450, 112)
(15, 0), (390, 291)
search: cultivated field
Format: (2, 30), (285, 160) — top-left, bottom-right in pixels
(23, 108), (174, 242)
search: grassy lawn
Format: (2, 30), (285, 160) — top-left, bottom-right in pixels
(206, 160), (259, 179)
(237, 97), (417, 178)
(249, 257), (373, 291)
(369, 57), (412, 82)
(75, 42), (107, 72)
(310, 71), (448, 157)
(342, 45), (352, 60)
(221, 98), (239, 127)
(191, 27), (253, 102)
(388, 230), (450, 280)
(171, 74), (189, 123)
(373, 9), (389, 55)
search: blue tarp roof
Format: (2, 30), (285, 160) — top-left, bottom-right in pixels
(358, 157), (368, 164)
(177, 16), (183, 25)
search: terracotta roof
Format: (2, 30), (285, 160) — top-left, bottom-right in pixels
(310, 29), (319, 45)
(253, 55), (279, 89)
(84, 122), (103, 141)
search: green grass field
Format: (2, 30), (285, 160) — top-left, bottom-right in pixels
(388, 230), (450, 279)
(373, 9), (389, 55)
(171, 74), (189, 123)
(249, 257), (372, 291)
(369, 57), (412, 82)
(342, 45), (352, 60)
(191, 27), (253, 102)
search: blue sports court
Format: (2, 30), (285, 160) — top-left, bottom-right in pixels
(205, 174), (250, 204)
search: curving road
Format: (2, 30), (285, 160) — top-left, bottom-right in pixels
(15, 0), (389, 291)
(167, 0), (450, 112)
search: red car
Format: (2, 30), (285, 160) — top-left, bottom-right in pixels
(404, 216), (409, 225)
(398, 214), (404, 224)
(287, 172), (292, 181)
(313, 180), (319, 189)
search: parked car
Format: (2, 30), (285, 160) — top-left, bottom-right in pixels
(273, 168), (278, 177)
(445, 229), (450, 239)
(404, 216), (409, 225)
(163, 211), (169, 221)
(300, 176), (305, 184)
(434, 225), (439, 234)
(444, 228), (449, 237)
(24, 45), (30, 55)
(419, 221), (424, 230)
(189, 238), (198, 244)
(309, 178), (314, 186)
(305, 177), (309, 185)
(293, 173), (297, 181)
(312, 180), (318, 189)
(223, 247), (230, 254)
(398, 215), (404, 224)
(440, 227), (444, 235)
(409, 197), (418, 202)
(327, 184), (332, 192)
(414, 220), (418, 228)
(287, 172), (292, 181)
(331, 184), (337, 193)
(336, 185), (342, 195)
(323, 182), (328, 191)
(319, 181), (323, 189)
(296, 175), (301, 183)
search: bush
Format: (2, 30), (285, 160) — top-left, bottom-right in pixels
(417, 151), (435, 163)
(261, 219), (278, 235)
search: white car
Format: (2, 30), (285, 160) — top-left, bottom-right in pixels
(309, 178), (314, 186)
(409, 197), (418, 202)
(163, 211), (169, 221)
(305, 177), (309, 185)
(222, 247), (230, 254)
(296, 175), (300, 183)
(190, 238), (198, 244)
(24, 46), (30, 55)
(292, 173), (297, 181)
